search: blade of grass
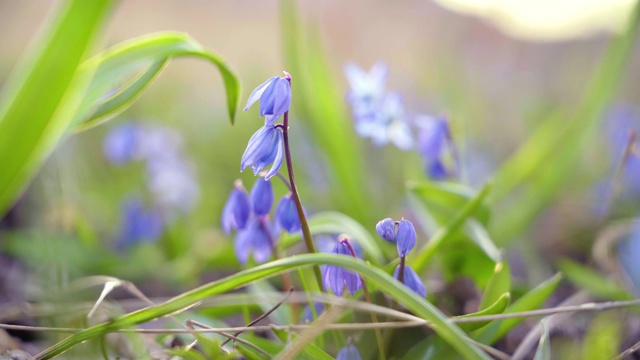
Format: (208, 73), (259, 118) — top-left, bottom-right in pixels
(36, 253), (490, 360)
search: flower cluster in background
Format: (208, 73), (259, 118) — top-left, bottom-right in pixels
(103, 122), (200, 249)
(345, 63), (459, 180)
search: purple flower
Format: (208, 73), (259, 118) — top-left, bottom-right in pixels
(250, 178), (274, 216)
(300, 302), (325, 323)
(345, 62), (387, 104)
(275, 193), (301, 233)
(416, 115), (456, 180)
(336, 344), (362, 360)
(321, 241), (362, 296)
(394, 265), (426, 297)
(116, 197), (164, 251)
(221, 180), (250, 235)
(244, 75), (292, 124)
(241, 125), (285, 180)
(376, 218), (396, 242)
(103, 123), (143, 164)
(396, 219), (417, 257)
(234, 217), (278, 264)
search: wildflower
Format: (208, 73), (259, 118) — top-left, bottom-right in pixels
(234, 217), (278, 264)
(103, 123), (142, 164)
(375, 218), (396, 242)
(344, 62), (387, 105)
(147, 156), (200, 214)
(416, 114), (456, 180)
(336, 344), (362, 360)
(221, 180), (250, 235)
(249, 178), (274, 216)
(115, 197), (164, 251)
(275, 193), (301, 233)
(300, 302), (325, 323)
(322, 240), (362, 296)
(394, 264), (426, 297)
(241, 125), (285, 180)
(244, 75), (292, 124)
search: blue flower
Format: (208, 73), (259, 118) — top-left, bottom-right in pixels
(275, 193), (302, 233)
(322, 241), (362, 296)
(344, 62), (387, 105)
(103, 123), (143, 164)
(245, 75), (292, 124)
(146, 155), (200, 214)
(376, 218), (396, 243)
(115, 197), (164, 251)
(300, 302), (325, 323)
(336, 344), (362, 360)
(234, 217), (278, 264)
(241, 125), (285, 180)
(416, 115), (456, 180)
(221, 180), (250, 235)
(354, 92), (414, 150)
(394, 264), (426, 297)
(396, 219), (416, 257)
(250, 178), (274, 216)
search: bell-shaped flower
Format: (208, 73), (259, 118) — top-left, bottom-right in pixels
(245, 76), (291, 124)
(396, 219), (417, 257)
(103, 123), (143, 164)
(344, 62), (387, 105)
(322, 241), (362, 296)
(275, 193), (302, 233)
(376, 218), (396, 243)
(221, 180), (250, 235)
(241, 125), (285, 180)
(336, 344), (362, 360)
(234, 217), (278, 265)
(300, 302), (325, 324)
(249, 178), (274, 216)
(417, 115), (456, 180)
(115, 197), (164, 251)
(394, 264), (426, 297)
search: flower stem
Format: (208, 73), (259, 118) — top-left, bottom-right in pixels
(398, 255), (406, 284)
(341, 238), (387, 360)
(281, 106), (323, 291)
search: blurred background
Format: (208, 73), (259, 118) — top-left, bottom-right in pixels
(1, 0), (640, 357)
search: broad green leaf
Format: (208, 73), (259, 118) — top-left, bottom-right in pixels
(455, 292), (510, 332)
(281, 0), (374, 227)
(72, 31), (240, 131)
(475, 273), (563, 344)
(407, 181), (491, 225)
(281, 211), (386, 265)
(533, 320), (550, 360)
(0, 0), (114, 216)
(466, 220), (501, 263)
(582, 313), (621, 360)
(37, 254), (490, 360)
(410, 182), (493, 273)
(558, 259), (632, 300)
(478, 262), (510, 311)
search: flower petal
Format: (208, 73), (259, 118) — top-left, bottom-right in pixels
(244, 77), (276, 112)
(396, 219), (417, 257)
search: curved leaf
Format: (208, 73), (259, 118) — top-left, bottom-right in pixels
(455, 292), (510, 332)
(36, 254), (489, 360)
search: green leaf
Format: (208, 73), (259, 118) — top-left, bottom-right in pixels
(72, 31), (240, 131)
(407, 181), (491, 225)
(474, 273), (563, 344)
(0, 0), (114, 216)
(582, 313), (622, 360)
(455, 292), (510, 332)
(558, 259), (632, 301)
(533, 320), (550, 360)
(281, 211), (386, 265)
(478, 261), (510, 311)
(37, 254), (490, 360)
(410, 182), (493, 273)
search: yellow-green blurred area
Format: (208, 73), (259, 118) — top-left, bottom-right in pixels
(1, 1), (640, 357)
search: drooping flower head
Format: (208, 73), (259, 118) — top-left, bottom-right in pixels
(336, 344), (362, 360)
(416, 114), (457, 180)
(234, 216), (279, 265)
(275, 193), (302, 233)
(115, 197), (164, 251)
(300, 302), (325, 324)
(245, 74), (292, 125)
(322, 239), (363, 296)
(394, 264), (426, 297)
(249, 177), (274, 216)
(241, 125), (285, 180)
(376, 218), (416, 257)
(221, 180), (250, 235)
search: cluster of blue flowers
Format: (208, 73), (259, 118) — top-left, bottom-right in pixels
(376, 218), (426, 297)
(321, 237), (363, 296)
(345, 63), (458, 180)
(103, 122), (200, 249)
(221, 178), (301, 264)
